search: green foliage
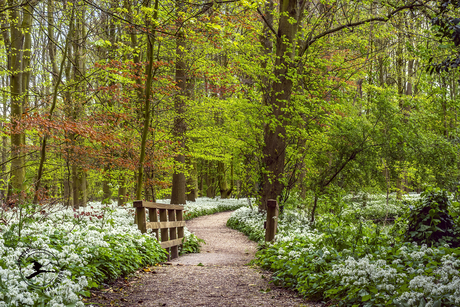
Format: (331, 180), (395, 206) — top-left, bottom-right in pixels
(248, 216), (460, 306)
(404, 187), (460, 247)
(226, 209), (265, 242)
(71, 232), (167, 288)
(231, 191), (460, 306)
(254, 239), (339, 301)
(180, 233), (205, 255)
(182, 200), (246, 220)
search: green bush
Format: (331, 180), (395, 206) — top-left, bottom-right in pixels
(404, 187), (460, 247)
(180, 233), (205, 255)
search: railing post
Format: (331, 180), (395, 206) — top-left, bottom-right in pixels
(265, 199), (279, 242)
(136, 206), (147, 234)
(168, 209), (178, 259)
(148, 207), (159, 240)
(176, 209), (184, 253)
(158, 208), (169, 260)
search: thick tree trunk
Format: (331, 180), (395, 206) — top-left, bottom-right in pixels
(7, 0), (37, 199)
(170, 0), (187, 204)
(260, 0), (297, 210)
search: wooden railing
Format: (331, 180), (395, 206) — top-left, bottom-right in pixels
(133, 200), (185, 260)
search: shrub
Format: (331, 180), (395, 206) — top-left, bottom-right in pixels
(404, 187), (460, 247)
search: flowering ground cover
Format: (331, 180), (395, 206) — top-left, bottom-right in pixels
(227, 190), (460, 306)
(340, 193), (417, 221)
(0, 197), (247, 306)
(157, 197), (248, 220)
(0, 202), (167, 306)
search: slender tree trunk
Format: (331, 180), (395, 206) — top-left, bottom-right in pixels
(186, 158), (198, 201)
(0, 75), (7, 202)
(218, 160), (234, 199)
(206, 160), (215, 198)
(135, 0), (159, 201)
(118, 175), (127, 206)
(102, 165), (112, 204)
(34, 1), (74, 202)
(396, 21), (405, 200)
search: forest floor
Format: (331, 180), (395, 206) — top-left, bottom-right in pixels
(87, 211), (323, 307)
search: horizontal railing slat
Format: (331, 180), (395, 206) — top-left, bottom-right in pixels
(133, 200), (184, 210)
(160, 238), (185, 249)
(147, 221), (186, 229)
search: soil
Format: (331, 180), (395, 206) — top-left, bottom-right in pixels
(87, 211), (324, 307)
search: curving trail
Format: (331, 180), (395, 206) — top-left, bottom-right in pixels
(88, 211), (322, 307)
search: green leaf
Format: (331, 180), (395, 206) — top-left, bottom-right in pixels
(369, 287), (378, 294)
(362, 295), (372, 302)
(418, 298), (427, 307)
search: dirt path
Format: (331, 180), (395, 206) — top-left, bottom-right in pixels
(88, 211), (322, 307)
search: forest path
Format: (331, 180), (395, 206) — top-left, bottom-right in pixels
(88, 211), (321, 307)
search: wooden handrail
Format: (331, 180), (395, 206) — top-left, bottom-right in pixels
(133, 200), (184, 210)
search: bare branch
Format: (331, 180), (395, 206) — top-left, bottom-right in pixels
(299, 1), (429, 58)
(257, 7), (277, 38)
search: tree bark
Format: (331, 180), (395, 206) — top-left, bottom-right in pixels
(102, 165), (112, 204)
(186, 158), (198, 201)
(7, 0), (37, 199)
(260, 0), (297, 210)
(135, 0), (159, 201)
(34, 0), (74, 202)
(170, 0), (187, 204)
(118, 175), (127, 206)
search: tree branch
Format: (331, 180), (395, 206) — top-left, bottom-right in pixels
(257, 7), (277, 38)
(299, 1), (428, 58)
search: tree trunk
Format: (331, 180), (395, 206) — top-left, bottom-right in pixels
(118, 175), (127, 206)
(135, 0), (159, 202)
(206, 160), (215, 198)
(186, 158), (198, 201)
(310, 194), (318, 223)
(170, 0), (187, 204)
(102, 165), (111, 204)
(34, 0), (74, 202)
(260, 0), (297, 210)
(7, 0), (37, 199)
(64, 178), (72, 207)
(218, 160), (234, 199)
